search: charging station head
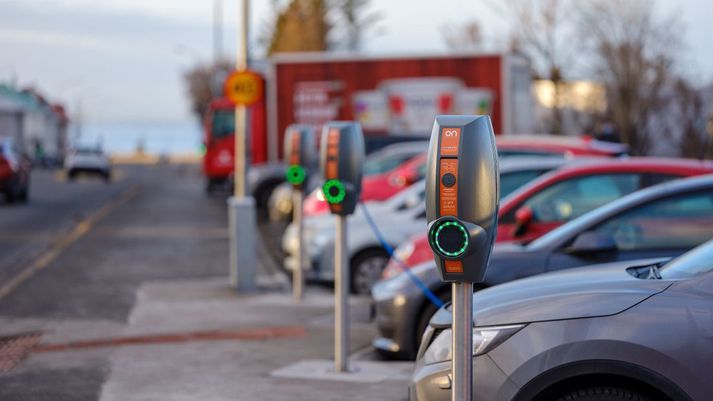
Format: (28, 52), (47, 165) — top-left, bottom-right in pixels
(425, 115), (499, 283)
(284, 125), (316, 190)
(319, 121), (365, 216)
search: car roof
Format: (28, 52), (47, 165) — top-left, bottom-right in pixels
(529, 173), (713, 251)
(498, 156), (570, 173)
(502, 157), (713, 207)
(496, 134), (629, 155)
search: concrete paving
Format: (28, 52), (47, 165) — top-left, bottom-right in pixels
(0, 164), (412, 401)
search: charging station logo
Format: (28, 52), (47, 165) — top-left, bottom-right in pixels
(440, 127), (461, 156)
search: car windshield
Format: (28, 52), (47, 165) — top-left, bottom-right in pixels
(76, 148), (102, 155)
(212, 110), (235, 139)
(363, 152), (415, 176)
(659, 239), (713, 279)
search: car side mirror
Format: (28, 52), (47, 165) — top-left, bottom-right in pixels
(512, 206), (533, 238)
(567, 231), (617, 254)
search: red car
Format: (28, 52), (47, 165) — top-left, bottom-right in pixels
(304, 153), (427, 216)
(0, 137), (31, 203)
(304, 135), (626, 217)
(496, 134), (628, 158)
(382, 157), (713, 278)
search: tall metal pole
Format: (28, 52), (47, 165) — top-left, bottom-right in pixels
(452, 282), (473, 401)
(292, 190), (304, 301)
(234, 0), (248, 198)
(334, 215), (350, 372)
(213, 0), (223, 65)
(228, 0), (256, 292)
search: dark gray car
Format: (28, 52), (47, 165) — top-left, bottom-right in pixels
(410, 238), (713, 401)
(373, 174), (713, 358)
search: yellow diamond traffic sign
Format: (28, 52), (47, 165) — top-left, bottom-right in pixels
(224, 70), (264, 106)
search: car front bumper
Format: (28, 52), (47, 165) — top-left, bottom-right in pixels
(409, 355), (519, 401)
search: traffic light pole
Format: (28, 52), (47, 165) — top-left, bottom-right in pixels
(334, 214), (350, 373)
(292, 190), (304, 301)
(452, 282), (473, 401)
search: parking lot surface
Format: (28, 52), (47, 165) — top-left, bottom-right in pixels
(0, 165), (409, 401)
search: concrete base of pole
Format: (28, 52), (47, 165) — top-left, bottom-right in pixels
(228, 196), (257, 292)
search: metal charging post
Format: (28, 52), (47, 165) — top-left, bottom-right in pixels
(452, 282), (473, 401)
(292, 190), (305, 300)
(334, 215), (349, 372)
(319, 121), (364, 374)
(284, 125), (316, 301)
(425, 115), (499, 401)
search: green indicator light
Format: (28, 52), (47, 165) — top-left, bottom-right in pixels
(431, 220), (469, 258)
(323, 179), (346, 204)
(286, 165), (306, 185)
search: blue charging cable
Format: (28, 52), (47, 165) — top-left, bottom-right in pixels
(359, 203), (444, 308)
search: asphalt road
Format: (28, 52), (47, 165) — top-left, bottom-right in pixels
(0, 164), (240, 400)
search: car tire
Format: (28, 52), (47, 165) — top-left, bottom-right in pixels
(4, 178), (21, 203)
(555, 386), (651, 401)
(103, 171), (111, 183)
(350, 249), (389, 295)
(18, 180), (29, 203)
(67, 170), (77, 181)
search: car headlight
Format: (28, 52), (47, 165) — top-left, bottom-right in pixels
(421, 324), (524, 365)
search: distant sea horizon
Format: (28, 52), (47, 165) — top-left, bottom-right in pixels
(68, 121), (203, 155)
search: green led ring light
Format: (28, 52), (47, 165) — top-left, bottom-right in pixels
(323, 179), (346, 204)
(286, 165), (306, 185)
(431, 220), (469, 258)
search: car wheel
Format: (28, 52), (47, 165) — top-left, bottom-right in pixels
(67, 170), (77, 181)
(350, 249), (389, 295)
(555, 386), (651, 401)
(103, 171), (112, 183)
(4, 178), (20, 203)
(18, 180), (29, 203)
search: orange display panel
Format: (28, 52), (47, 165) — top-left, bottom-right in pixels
(326, 129), (339, 179)
(289, 132), (300, 165)
(439, 127), (461, 156)
(444, 260), (464, 273)
(439, 158), (458, 216)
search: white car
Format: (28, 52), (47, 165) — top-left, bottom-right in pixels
(283, 180), (427, 295)
(65, 147), (111, 181)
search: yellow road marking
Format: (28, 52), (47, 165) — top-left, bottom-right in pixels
(0, 186), (141, 300)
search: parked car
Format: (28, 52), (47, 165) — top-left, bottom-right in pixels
(411, 238), (713, 401)
(301, 135), (627, 219)
(284, 157), (567, 294)
(373, 173), (713, 359)
(495, 134), (628, 158)
(269, 141), (428, 222)
(65, 147), (111, 181)
(381, 157), (713, 280)
(0, 136), (31, 203)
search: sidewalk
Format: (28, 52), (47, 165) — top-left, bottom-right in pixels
(13, 277), (413, 401)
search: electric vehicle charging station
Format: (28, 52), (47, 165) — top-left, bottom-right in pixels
(425, 115), (499, 401)
(284, 124), (316, 301)
(320, 121), (365, 373)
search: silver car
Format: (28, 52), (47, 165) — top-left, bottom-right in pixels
(410, 239), (713, 401)
(284, 157), (569, 295)
(283, 180), (427, 294)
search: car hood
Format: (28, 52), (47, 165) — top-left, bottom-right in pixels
(431, 258), (672, 328)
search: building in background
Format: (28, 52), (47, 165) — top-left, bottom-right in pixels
(0, 83), (69, 165)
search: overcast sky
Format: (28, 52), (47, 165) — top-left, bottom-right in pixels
(0, 0), (711, 123)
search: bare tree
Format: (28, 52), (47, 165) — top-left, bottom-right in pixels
(442, 20), (483, 52)
(665, 78), (711, 158)
(183, 60), (232, 123)
(579, 0), (682, 154)
(491, 0), (577, 135)
(330, 0), (382, 51)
